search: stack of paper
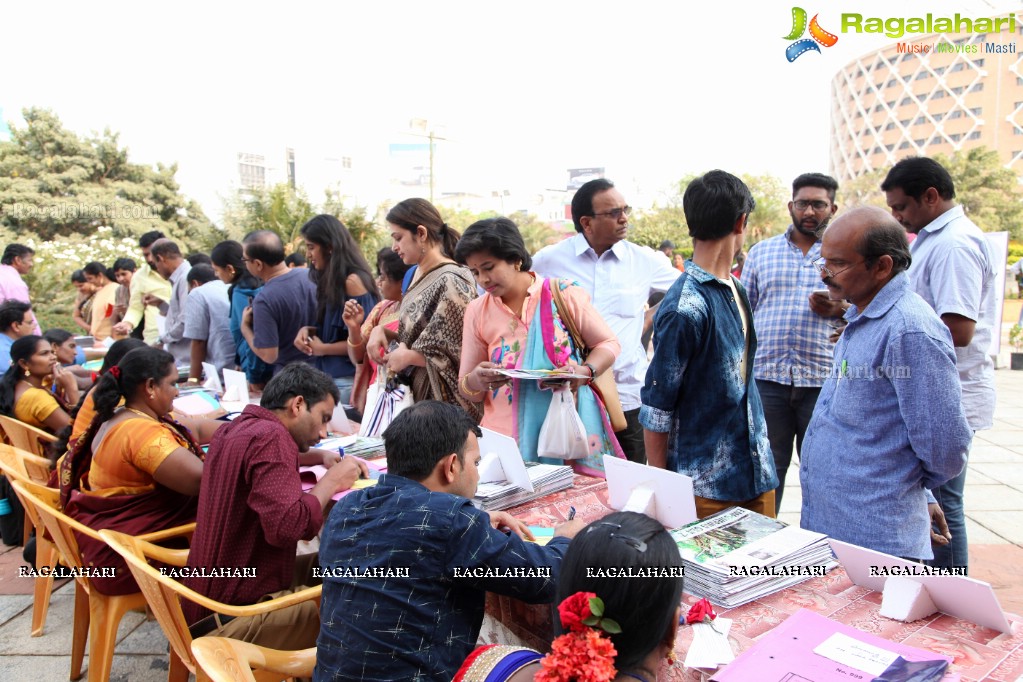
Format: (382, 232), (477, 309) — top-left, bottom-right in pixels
(343, 436), (385, 459)
(671, 507), (836, 608)
(472, 462), (574, 512)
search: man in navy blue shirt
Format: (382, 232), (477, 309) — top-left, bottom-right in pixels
(640, 170), (778, 519)
(315, 401), (584, 682)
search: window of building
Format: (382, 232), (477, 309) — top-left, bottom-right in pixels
(901, 96), (913, 106)
(974, 34), (986, 43)
(935, 66), (946, 76)
(931, 90), (945, 100)
(915, 71), (931, 80)
(1014, 128), (1023, 136)
(969, 82), (984, 92)
(886, 143), (895, 151)
(885, 121), (896, 131)
(1018, 77), (1023, 86)
(949, 133), (962, 142)
(950, 62), (965, 73)
(970, 107), (982, 116)
(899, 141), (911, 149)
(900, 118), (911, 126)
(967, 131), (981, 140)
(975, 58), (984, 67)
(886, 78), (897, 88)
(914, 139), (925, 145)
(946, 109), (963, 120)
(952, 86), (964, 95)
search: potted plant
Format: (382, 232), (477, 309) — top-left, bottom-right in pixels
(1011, 324), (1023, 370)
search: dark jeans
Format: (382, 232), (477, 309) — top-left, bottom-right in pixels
(755, 380), (822, 513)
(927, 436), (971, 572)
(615, 408), (646, 465)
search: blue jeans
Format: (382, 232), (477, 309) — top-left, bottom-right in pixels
(928, 435), (972, 571)
(756, 380), (822, 513)
(333, 376), (354, 406)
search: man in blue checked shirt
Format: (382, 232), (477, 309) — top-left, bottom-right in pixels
(800, 207), (970, 561)
(741, 173), (848, 513)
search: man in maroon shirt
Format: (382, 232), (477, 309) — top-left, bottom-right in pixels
(181, 362), (366, 649)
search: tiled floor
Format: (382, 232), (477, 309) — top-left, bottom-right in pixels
(1, 348), (1022, 680)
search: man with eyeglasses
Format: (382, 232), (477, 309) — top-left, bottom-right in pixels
(0, 300), (36, 373)
(740, 173), (846, 513)
(800, 206), (970, 563)
(532, 178), (681, 464)
(641, 170), (778, 519)
(881, 157), (996, 574)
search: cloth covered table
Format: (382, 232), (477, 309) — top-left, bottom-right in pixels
(481, 477), (1023, 682)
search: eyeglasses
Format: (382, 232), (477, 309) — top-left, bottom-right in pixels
(812, 257), (863, 279)
(591, 206), (632, 220)
(585, 522), (648, 552)
(793, 200), (831, 212)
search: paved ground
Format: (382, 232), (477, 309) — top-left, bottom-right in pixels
(1, 330), (1021, 681)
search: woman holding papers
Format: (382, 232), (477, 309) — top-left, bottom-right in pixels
(456, 217), (623, 476)
(58, 347), (221, 594)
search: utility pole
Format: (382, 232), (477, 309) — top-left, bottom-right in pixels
(409, 119), (446, 203)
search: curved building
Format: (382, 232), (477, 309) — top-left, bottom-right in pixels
(830, 18), (1023, 182)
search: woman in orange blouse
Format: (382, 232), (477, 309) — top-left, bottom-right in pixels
(59, 346), (222, 594)
(0, 335), (78, 434)
(456, 218), (624, 476)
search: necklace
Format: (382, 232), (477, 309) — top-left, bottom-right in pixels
(620, 673), (653, 682)
(125, 407), (157, 421)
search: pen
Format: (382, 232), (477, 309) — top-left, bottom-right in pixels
(568, 506), (576, 521)
(337, 446), (345, 460)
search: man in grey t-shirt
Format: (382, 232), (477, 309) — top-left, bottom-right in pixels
(184, 264), (236, 382)
(882, 157), (996, 573)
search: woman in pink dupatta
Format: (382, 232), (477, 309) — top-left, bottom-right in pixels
(456, 218), (624, 477)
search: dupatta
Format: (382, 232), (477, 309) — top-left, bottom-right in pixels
(514, 279), (624, 477)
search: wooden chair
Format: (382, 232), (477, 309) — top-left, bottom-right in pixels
(190, 637), (315, 682)
(12, 479), (194, 682)
(0, 444), (59, 636)
(100, 529), (322, 682)
(0, 413), (57, 459)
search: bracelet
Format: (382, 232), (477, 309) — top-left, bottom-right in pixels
(348, 338), (365, 348)
(582, 362), (597, 383)
(460, 374), (483, 397)
(186, 377), (200, 384)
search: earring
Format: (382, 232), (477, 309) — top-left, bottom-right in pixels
(149, 392), (155, 400)
(23, 368), (30, 377)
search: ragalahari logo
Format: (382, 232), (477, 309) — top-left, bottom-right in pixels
(784, 7), (838, 62)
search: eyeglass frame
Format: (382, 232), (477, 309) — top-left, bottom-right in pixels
(812, 256), (864, 279)
(584, 521), (648, 553)
(590, 206), (633, 220)
(792, 199), (832, 212)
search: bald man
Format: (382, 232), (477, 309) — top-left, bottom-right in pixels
(799, 207), (970, 562)
(239, 230), (317, 375)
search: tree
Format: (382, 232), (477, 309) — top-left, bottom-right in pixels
(0, 107), (216, 247)
(932, 147), (1023, 238)
(742, 174), (789, 244)
(220, 183), (315, 251)
(322, 189), (386, 262)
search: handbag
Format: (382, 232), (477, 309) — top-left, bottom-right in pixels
(358, 372), (415, 437)
(549, 280), (628, 432)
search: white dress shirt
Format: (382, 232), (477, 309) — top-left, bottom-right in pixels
(532, 234), (681, 411)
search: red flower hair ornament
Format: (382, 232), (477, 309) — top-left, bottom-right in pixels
(537, 592), (621, 682)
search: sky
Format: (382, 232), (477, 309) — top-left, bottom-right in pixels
(3, 0), (1020, 223)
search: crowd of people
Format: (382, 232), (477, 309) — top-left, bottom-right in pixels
(0, 155), (999, 681)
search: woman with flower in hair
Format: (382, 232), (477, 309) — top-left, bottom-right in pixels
(59, 346), (223, 594)
(454, 511), (684, 682)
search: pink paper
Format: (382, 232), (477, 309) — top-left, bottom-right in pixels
(711, 609), (955, 682)
(300, 459), (387, 500)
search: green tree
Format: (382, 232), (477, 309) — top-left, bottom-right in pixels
(742, 173), (789, 244)
(932, 147), (1023, 238)
(322, 189), (387, 262)
(0, 107), (216, 247)
(220, 183), (315, 252)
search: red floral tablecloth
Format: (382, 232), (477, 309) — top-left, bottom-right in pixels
(481, 477), (1023, 682)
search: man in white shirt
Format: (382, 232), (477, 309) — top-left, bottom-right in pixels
(882, 156), (996, 573)
(532, 179), (681, 463)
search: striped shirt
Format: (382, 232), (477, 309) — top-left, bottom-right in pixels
(741, 227), (835, 387)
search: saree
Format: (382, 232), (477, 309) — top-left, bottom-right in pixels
(59, 414), (202, 595)
(515, 279), (625, 477)
(398, 262), (481, 422)
(454, 645), (542, 682)
(350, 299), (400, 414)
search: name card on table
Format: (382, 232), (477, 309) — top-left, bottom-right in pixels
(603, 455), (697, 528)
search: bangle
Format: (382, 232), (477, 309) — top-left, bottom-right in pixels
(186, 378), (200, 384)
(348, 338), (365, 348)
(460, 374), (483, 398)
(582, 362), (597, 382)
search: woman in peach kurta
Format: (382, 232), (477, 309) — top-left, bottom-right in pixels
(456, 218), (624, 476)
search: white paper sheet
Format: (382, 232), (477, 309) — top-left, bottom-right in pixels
(813, 632), (899, 676)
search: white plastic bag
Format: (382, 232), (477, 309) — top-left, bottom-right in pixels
(537, 386), (589, 460)
(359, 376), (414, 437)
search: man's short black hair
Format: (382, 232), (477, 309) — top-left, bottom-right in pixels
(260, 362), (340, 411)
(243, 230), (286, 266)
(150, 240), (183, 259)
(880, 157), (956, 201)
(139, 231), (165, 248)
(570, 179), (616, 233)
(0, 300), (32, 333)
(188, 263), (217, 286)
(792, 173), (839, 202)
(683, 170), (755, 241)
(1, 244), (34, 265)
(187, 253), (213, 267)
(383, 401), (481, 481)
(856, 213), (913, 275)
(285, 253), (306, 267)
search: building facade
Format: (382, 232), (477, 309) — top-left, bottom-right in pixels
(830, 18), (1023, 182)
